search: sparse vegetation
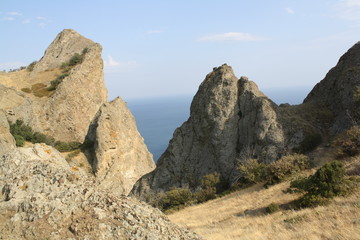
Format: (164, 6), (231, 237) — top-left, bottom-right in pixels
(333, 126), (360, 159)
(265, 203), (280, 214)
(298, 133), (322, 153)
(267, 154), (309, 184)
(289, 160), (354, 208)
(9, 119), (82, 152)
(238, 159), (268, 184)
(27, 61), (37, 72)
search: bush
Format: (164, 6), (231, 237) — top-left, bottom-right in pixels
(298, 133), (322, 153)
(289, 161), (351, 208)
(238, 159), (268, 184)
(333, 126), (360, 159)
(54, 141), (82, 152)
(160, 187), (193, 212)
(9, 119), (81, 152)
(27, 61), (37, 72)
(10, 120), (33, 141)
(14, 134), (25, 147)
(47, 73), (69, 91)
(267, 154), (309, 184)
(265, 203), (280, 214)
(21, 88), (31, 93)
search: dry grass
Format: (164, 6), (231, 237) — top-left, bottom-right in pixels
(0, 68), (61, 98)
(169, 180), (360, 240)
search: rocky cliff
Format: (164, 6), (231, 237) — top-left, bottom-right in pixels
(304, 41), (360, 134)
(0, 29), (107, 143)
(132, 64), (289, 196)
(0, 30), (186, 239)
(133, 42), (360, 198)
(86, 97), (155, 195)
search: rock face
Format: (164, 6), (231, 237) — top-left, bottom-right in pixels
(31, 29), (95, 74)
(86, 97), (155, 195)
(304, 41), (360, 134)
(0, 144), (200, 240)
(0, 111), (15, 156)
(132, 64), (287, 196)
(1, 29), (107, 143)
(0, 29), (195, 240)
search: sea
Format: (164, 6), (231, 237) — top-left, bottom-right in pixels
(127, 86), (312, 162)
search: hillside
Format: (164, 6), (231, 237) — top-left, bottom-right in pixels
(169, 159), (360, 240)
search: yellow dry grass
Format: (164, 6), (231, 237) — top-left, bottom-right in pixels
(0, 68), (61, 96)
(169, 181), (360, 240)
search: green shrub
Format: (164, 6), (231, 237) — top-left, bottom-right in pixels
(195, 188), (216, 203)
(10, 120), (33, 141)
(201, 172), (221, 189)
(54, 141), (82, 152)
(47, 73), (69, 91)
(9, 119), (81, 152)
(267, 154), (309, 184)
(160, 187), (193, 212)
(21, 88), (31, 93)
(14, 135), (25, 147)
(298, 133), (322, 153)
(333, 126), (360, 159)
(265, 203), (280, 214)
(31, 132), (55, 146)
(238, 159), (268, 184)
(289, 161), (352, 208)
(27, 61), (37, 72)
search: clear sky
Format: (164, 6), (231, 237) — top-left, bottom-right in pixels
(1, 0), (360, 101)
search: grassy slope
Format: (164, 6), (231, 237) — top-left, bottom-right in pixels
(169, 173), (360, 240)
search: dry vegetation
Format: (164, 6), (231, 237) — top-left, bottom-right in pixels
(169, 174), (360, 240)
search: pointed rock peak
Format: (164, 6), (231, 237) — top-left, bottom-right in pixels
(31, 29), (98, 74)
(238, 75), (267, 98)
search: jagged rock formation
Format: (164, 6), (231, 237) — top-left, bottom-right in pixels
(86, 97), (155, 195)
(133, 42), (360, 198)
(0, 30), (180, 239)
(0, 29), (154, 197)
(304, 41), (360, 134)
(0, 29), (107, 143)
(31, 29), (95, 74)
(132, 64), (288, 196)
(0, 144), (200, 240)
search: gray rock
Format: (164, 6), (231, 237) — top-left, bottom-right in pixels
(0, 144), (200, 240)
(87, 97), (155, 195)
(0, 111), (15, 156)
(304, 41), (360, 134)
(132, 64), (287, 197)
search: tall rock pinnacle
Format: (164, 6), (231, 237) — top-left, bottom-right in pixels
(132, 64), (286, 197)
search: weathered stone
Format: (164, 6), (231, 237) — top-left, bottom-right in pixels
(87, 97), (155, 195)
(132, 64), (286, 197)
(0, 144), (200, 240)
(0, 111), (15, 156)
(304, 41), (360, 134)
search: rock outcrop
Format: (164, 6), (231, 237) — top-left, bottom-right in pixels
(86, 97), (155, 195)
(31, 29), (95, 74)
(0, 144), (200, 240)
(1, 29), (107, 143)
(132, 65), (287, 197)
(0, 29), (194, 239)
(304, 41), (360, 134)
(0, 111), (15, 156)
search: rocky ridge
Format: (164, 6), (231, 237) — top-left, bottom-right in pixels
(132, 42), (360, 198)
(132, 64), (290, 196)
(0, 29), (196, 239)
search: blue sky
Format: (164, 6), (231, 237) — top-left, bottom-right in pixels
(1, 0), (360, 101)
